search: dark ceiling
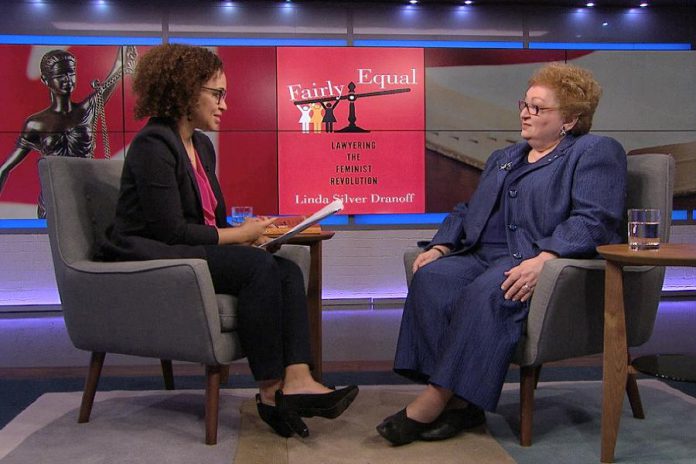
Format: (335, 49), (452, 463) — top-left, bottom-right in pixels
(343, 0), (696, 6)
(177, 0), (696, 9)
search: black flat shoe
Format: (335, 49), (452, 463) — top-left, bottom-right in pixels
(256, 394), (309, 438)
(376, 409), (432, 446)
(275, 385), (359, 419)
(419, 405), (486, 441)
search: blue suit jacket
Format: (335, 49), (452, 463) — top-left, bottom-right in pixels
(428, 133), (627, 261)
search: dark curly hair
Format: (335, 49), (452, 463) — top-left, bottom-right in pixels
(132, 44), (223, 120)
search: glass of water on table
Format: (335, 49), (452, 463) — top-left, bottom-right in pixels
(627, 208), (660, 250)
(230, 206), (253, 226)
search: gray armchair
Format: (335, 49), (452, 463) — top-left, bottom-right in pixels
(403, 153), (675, 446)
(39, 156), (310, 445)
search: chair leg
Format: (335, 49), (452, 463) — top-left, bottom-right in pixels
(625, 372), (645, 419)
(205, 365), (221, 445)
(78, 352), (105, 423)
(220, 365), (230, 386)
(534, 365), (542, 389)
(626, 351), (645, 419)
(519, 365), (540, 447)
(161, 359), (175, 390)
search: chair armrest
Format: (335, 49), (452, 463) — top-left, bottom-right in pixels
(518, 257), (663, 366)
(403, 246), (423, 287)
(530, 258), (606, 308)
(70, 258), (209, 274)
(59, 258), (225, 364)
(275, 244), (311, 293)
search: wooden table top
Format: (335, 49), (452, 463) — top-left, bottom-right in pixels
(285, 231), (335, 245)
(597, 243), (696, 266)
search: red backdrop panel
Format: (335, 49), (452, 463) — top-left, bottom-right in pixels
(217, 47), (278, 215)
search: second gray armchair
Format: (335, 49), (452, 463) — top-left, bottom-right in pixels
(403, 153), (674, 446)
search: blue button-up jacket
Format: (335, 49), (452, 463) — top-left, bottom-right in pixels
(428, 133), (627, 260)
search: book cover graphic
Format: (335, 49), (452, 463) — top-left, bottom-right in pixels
(277, 47), (425, 215)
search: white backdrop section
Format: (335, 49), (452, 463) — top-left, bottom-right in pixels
(576, 52), (696, 136)
(426, 51), (696, 161)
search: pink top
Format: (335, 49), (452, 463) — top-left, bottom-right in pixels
(191, 150), (218, 226)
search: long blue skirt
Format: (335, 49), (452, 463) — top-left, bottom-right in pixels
(394, 245), (528, 412)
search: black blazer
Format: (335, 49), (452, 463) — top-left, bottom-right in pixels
(99, 118), (229, 261)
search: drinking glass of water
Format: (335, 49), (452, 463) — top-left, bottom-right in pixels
(627, 208), (660, 250)
(230, 206), (253, 227)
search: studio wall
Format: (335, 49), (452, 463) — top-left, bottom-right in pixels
(1, 1), (695, 311)
(1, 44), (695, 219)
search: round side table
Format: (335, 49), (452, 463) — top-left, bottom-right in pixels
(598, 243), (696, 383)
(596, 243), (696, 463)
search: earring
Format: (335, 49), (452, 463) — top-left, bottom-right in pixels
(560, 126), (567, 137)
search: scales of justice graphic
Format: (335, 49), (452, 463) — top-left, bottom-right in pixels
(294, 81), (411, 133)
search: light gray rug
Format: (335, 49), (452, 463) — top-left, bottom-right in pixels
(1, 380), (694, 463)
(0, 389), (249, 464)
(491, 379), (696, 463)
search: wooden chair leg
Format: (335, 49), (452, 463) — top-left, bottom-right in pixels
(205, 365), (221, 445)
(78, 352), (105, 423)
(220, 365), (230, 386)
(534, 365), (542, 389)
(625, 372), (645, 419)
(519, 365), (540, 447)
(161, 359), (174, 390)
(626, 350), (644, 419)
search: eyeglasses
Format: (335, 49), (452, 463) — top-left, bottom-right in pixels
(518, 100), (558, 116)
(202, 86), (227, 105)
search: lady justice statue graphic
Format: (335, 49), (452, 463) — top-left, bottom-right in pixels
(0, 45), (137, 218)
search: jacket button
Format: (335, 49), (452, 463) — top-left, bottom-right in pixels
(508, 224), (518, 231)
(513, 252), (522, 259)
(508, 189), (518, 198)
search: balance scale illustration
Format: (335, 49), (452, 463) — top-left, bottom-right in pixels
(294, 81), (411, 133)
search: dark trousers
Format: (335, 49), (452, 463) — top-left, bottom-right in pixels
(204, 244), (312, 381)
(394, 245), (528, 411)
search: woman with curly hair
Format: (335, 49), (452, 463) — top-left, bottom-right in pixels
(377, 62), (626, 446)
(98, 44), (357, 438)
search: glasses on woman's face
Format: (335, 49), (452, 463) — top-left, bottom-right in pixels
(518, 100), (558, 116)
(202, 86), (227, 105)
